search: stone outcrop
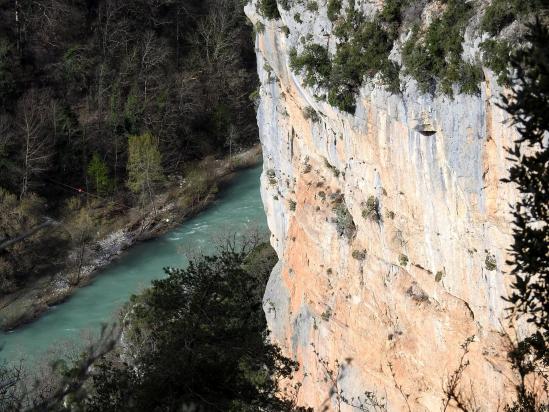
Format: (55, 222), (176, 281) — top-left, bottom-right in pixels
(246, 0), (521, 410)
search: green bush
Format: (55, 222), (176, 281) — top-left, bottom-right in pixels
(259, 0), (281, 19)
(481, 0), (546, 35)
(303, 106), (320, 122)
(306, 1), (318, 12)
(289, 45), (331, 88)
(362, 196), (381, 222)
(254, 22), (265, 34)
(332, 200), (356, 240)
(435, 270), (444, 282)
(379, 0), (406, 39)
(401, 25), (433, 93)
(266, 168), (277, 185)
(87, 153), (113, 195)
(481, 0), (521, 35)
(352, 249), (367, 260)
(327, 0), (342, 21)
(399, 254), (409, 266)
(380, 60), (402, 94)
(402, 0), (481, 96)
(459, 62), (484, 95)
(481, 39), (512, 85)
(485, 254), (497, 271)
(478, 1), (547, 87)
(321, 307), (332, 321)
(329, 19), (395, 112)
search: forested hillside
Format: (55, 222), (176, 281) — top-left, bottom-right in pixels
(0, 0), (258, 296)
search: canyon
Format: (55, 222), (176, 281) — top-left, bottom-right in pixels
(246, 0), (521, 409)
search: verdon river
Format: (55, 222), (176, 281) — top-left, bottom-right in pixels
(0, 164), (267, 364)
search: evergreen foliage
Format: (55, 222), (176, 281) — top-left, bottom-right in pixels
(87, 153), (111, 196)
(126, 134), (164, 196)
(401, 0), (481, 95)
(362, 196), (381, 223)
(480, 0), (547, 35)
(327, 0), (343, 21)
(84, 245), (306, 411)
(289, 45), (331, 88)
(481, 39), (512, 85)
(332, 200), (356, 240)
(289, 0), (403, 113)
(259, 0), (281, 19)
(501, 19), (549, 361)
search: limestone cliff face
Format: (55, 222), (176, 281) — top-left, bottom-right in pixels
(246, 1), (519, 409)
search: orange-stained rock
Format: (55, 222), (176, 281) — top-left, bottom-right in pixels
(246, 1), (522, 410)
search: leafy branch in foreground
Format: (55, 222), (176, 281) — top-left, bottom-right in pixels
(499, 19), (549, 411)
(501, 19), (549, 339)
(0, 324), (119, 411)
(442, 336), (479, 412)
(83, 243), (308, 411)
(444, 19), (549, 412)
(311, 344), (387, 412)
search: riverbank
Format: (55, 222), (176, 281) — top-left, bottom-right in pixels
(0, 146), (263, 331)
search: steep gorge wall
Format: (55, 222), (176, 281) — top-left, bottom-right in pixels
(246, 1), (519, 409)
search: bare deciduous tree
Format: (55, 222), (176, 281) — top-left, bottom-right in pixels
(17, 90), (51, 198)
(189, 0), (238, 67)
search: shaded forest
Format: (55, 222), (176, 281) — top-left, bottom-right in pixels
(0, 0), (259, 294)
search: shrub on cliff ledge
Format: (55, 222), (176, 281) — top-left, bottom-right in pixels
(327, 0), (342, 21)
(362, 196), (381, 223)
(401, 0), (481, 95)
(303, 106), (320, 122)
(259, 0), (281, 19)
(479, 0), (545, 35)
(332, 200), (356, 240)
(289, 0), (402, 113)
(289, 45), (331, 88)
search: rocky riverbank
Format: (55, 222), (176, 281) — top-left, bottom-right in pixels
(0, 146), (262, 331)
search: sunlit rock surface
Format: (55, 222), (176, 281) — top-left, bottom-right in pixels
(246, 1), (518, 409)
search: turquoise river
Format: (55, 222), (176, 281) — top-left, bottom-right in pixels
(0, 165), (267, 364)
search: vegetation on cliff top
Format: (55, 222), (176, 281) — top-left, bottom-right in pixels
(279, 0), (548, 113)
(401, 0), (482, 95)
(289, 0), (403, 112)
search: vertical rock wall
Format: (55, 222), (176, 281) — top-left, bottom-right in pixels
(246, 1), (519, 409)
